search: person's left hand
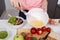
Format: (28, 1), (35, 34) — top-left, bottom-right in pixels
(41, 0), (47, 12)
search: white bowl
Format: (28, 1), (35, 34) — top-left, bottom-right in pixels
(7, 16), (25, 29)
(27, 8), (49, 28)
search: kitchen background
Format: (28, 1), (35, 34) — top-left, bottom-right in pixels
(0, 0), (60, 19)
(0, 0), (19, 19)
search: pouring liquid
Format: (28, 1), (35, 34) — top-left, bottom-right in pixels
(29, 19), (45, 28)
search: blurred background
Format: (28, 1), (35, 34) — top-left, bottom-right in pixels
(0, 0), (19, 19)
(0, 0), (60, 19)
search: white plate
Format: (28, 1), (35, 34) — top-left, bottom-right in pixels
(0, 27), (16, 40)
(7, 16), (25, 29)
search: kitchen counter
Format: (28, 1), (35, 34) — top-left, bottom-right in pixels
(0, 19), (60, 40)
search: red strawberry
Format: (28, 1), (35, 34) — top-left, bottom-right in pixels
(46, 27), (51, 32)
(30, 28), (36, 34)
(41, 26), (47, 31)
(25, 37), (32, 40)
(37, 28), (43, 35)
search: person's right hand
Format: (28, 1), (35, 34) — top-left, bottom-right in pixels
(10, 0), (21, 10)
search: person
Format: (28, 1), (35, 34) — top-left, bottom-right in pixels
(47, 0), (60, 19)
(10, 0), (60, 25)
(10, 0), (47, 19)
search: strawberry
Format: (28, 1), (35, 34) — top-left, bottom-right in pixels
(30, 28), (37, 34)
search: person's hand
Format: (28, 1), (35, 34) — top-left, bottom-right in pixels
(10, 0), (21, 10)
(41, 0), (47, 12)
(48, 18), (56, 25)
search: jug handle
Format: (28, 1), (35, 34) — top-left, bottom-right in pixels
(21, 10), (28, 15)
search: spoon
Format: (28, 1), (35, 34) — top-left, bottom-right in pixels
(39, 32), (50, 40)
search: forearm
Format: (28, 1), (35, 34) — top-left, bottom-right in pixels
(41, 0), (47, 12)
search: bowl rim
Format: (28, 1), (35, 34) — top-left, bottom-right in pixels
(7, 16), (25, 29)
(26, 8), (49, 28)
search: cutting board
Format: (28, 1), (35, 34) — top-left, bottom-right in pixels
(17, 28), (60, 40)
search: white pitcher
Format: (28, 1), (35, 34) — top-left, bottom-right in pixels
(21, 8), (49, 28)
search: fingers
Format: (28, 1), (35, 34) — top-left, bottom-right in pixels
(10, 0), (14, 7)
(41, 0), (47, 12)
(10, 0), (21, 10)
(15, 2), (21, 10)
(18, 0), (23, 10)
